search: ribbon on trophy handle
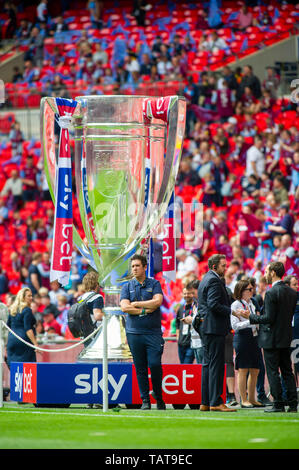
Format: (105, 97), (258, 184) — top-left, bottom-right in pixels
(50, 98), (77, 287)
(142, 96), (177, 282)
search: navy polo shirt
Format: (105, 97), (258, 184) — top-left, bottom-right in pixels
(120, 277), (163, 335)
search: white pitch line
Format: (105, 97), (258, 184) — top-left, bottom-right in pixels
(1, 409), (299, 424)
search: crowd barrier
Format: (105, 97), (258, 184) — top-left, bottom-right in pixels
(1, 320), (222, 409)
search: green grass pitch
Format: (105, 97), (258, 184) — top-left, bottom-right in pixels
(1, 403), (299, 449)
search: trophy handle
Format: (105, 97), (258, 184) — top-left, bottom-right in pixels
(40, 97), (96, 270)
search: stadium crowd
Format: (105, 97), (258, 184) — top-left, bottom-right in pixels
(0, 0), (298, 347)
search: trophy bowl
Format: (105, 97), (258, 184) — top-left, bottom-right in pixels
(41, 95), (186, 361)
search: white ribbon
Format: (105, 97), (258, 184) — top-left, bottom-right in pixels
(57, 115), (73, 130)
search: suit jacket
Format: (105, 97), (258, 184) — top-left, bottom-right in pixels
(197, 270), (232, 336)
(249, 281), (297, 349)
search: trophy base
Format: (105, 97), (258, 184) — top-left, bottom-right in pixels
(77, 310), (132, 362)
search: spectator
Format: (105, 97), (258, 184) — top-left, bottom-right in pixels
(0, 268), (9, 295)
(27, 253), (43, 296)
(151, 35), (164, 58)
(42, 310), (62, 336)
(177, 157), (201, 187)
(176, 249), (199, 279)
(3, 2), (17, 38)
(6, 288), (38, 368)
(37, 252), (51, 289)
(92, 42), (108, 65)
(139, 53), (152, 76)
(283, 275), (299, 384)
(196, 9), (209, 29)
(0, 199), (8, 225)
(263, 67), (280, 99)
(20, 156), (38, 202)
(49, 280), (68, 306)
(0, 170), (23, 210)
(125, 52), (140, 75)
(290, 150), (299, 194)
(236, 5), (253, 31)
(245, 134), (265, 179)
(277, 234), (296, 262)
(22, 60), (40, 85)
(170, 34), (184, 56)
(40, 294), (60, 319)
(87, 0), (104, 29)
(212, 80), (236, 122)
(56, 295), (70, 335)
(9, 121), (24, 159)
(205, 31), (228, 54)
(176, 285), (195, 364)
(237, 65), (262, 100)
(24, 26), (44, 68)
(36, 0), (49, 23)
(272, 175), (290, 205)
(220, 66), (238, 91)
(11, 66), (23, 83)
(269, 203), (294, 237)
(49, 16), (69, 35)
(132, 0), (151, 27)
(231, 279), (263, 407)
(15, 18), (32, 42)
(51, 74), (69, 98)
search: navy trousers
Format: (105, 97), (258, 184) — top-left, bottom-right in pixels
(201, 333), (225, 407)
(127, 333), (164, 402)
(178, 345), (195, 364)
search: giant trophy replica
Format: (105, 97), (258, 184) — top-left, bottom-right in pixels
(41, 95), (186, 362)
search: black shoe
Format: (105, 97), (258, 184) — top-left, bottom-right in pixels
(227, 398), (238, 407)
(259, 397), (273, 406)
(264, 406), (285, 413)
(157, 400), (166, 410)
(287, 403), (298, 412)
(141, 401), (151, 410)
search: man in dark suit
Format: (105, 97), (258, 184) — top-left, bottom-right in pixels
(243, 261), (298, 412)
(198, 254), (244, 412)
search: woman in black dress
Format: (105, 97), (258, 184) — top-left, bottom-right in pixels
(231, 279), (263, 408)
(6, 288), (38, 368)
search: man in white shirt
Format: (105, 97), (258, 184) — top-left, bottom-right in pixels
(245, 134), (265, 179)
(125, 53), (140, 74)
(1, 169), (23, 209)
(176, 249), (199, 279)
(206, 32), (228, 54)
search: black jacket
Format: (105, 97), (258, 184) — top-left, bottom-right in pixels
(249, 281), (297, 349)
(197, 270), (231, 336)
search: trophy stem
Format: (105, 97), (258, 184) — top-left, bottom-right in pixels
(77, 286), (132, 362)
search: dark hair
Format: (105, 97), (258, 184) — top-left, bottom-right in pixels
(208, 254), (226, 270)
(186, 279), (200, 290)
(268, 261), (285, 279)
(233, 279), (251, 300)
(248, 277), (256, 287)
(131, 254), (147, 267)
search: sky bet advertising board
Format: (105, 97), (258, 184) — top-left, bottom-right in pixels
(10, 362), (226, 405)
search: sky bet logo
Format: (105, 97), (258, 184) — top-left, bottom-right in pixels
(13, 364), (37, 403)
(74, 367), (128, 401)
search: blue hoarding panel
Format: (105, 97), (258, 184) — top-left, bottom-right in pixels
(36, 363), (133, 404)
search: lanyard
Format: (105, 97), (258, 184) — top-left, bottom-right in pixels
(183, 303), (193, 318)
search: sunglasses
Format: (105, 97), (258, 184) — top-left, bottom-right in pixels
(244, 288), (253, 292)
